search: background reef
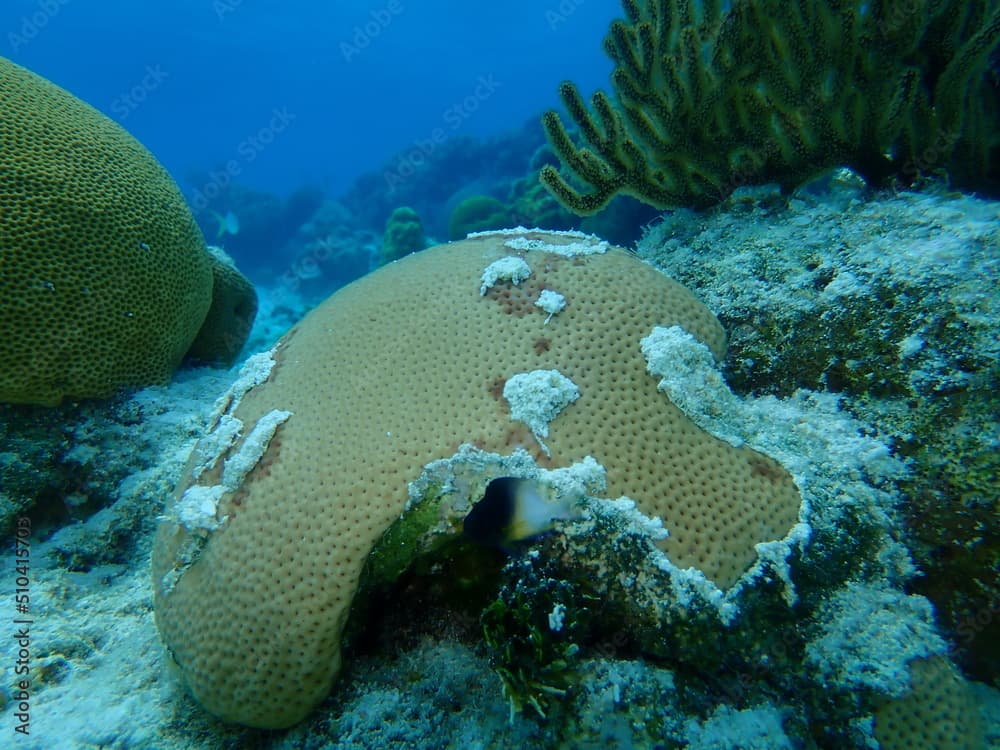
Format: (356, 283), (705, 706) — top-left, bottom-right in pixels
(641, 183), (1000, 688)
(541, 0), (1000, 212)
(2, 187), (998, 749)
(1, 0), (999, 747)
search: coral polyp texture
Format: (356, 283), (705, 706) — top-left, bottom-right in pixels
(0, 56), (256, 405)
(874, 655), (984, 750)
(540, 0), (1000, 213)
(183, 247), (260, 367)
(152, 229), (803, 728)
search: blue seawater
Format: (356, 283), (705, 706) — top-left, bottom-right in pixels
(0, 0), (616, 199)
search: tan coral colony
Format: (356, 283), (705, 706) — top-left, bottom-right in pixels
(152, 229), (802, 728)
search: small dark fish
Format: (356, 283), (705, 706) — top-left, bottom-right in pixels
(463, 476), (578, 550)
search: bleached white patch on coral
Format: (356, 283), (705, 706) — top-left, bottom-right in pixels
(805, 581), (948, 698)
(465, 225), (609, 254)
(641, 324), (907, 489)
(173, 485), (227, 532)
(163, 347), (290, 531)
(751, 522), (811, 606)
(409, 445), (744, 624)
(466, 226), (595, 240)
(548, 603), (566, 632)
(579, 496), (739, 623)
(595, 497), (669, 541)
(206, 243), (237, 267)
(538, 455), (607, 500)
(479, 256), (532, 295)
(684, 703), (794, 750)
(189, 413), (242, 480)
(640, 324), (910, 601)
(406, 445), (537, 514)
(211, 349), (280, 422)
(403, 444), (605, 551)
(641, 326), (732, 439)
(503, 369), (580, 456)
(503, 235), (610, 257)
(656, 557), (738, 625)
(169, 409), (292, 533)
(160, 348), (288, 535)
(535, 289), (566, 323)
(465, 225), (529, 238)
(221, 409), (292, 490)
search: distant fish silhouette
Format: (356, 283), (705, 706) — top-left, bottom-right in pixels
(211, 210), (240, 238)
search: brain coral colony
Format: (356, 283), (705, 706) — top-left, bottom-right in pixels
(0, 55), (257, 583)
(153, 221), (986, 746)
(0, 56), (257, 406)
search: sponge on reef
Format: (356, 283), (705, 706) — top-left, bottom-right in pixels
(152, 229), (802, 728)
(0, 56), (254, 405)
